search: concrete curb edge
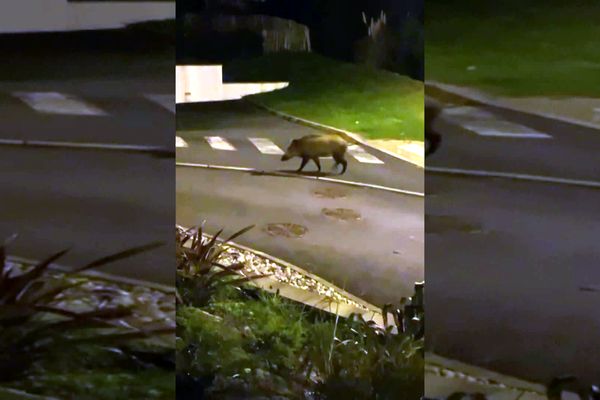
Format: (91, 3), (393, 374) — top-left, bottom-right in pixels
(0, 138), (174, 157)
(176, 161), (425, 197)
(426, 81), (600, 131)
(178, 224), (387, 323)
(7, 254), (175, 293)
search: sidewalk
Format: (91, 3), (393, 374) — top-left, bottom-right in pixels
(426, 81), (600, 131)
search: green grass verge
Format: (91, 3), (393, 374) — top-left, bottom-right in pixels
(224, 52), (424, 141)
(426, 0), (600, 97)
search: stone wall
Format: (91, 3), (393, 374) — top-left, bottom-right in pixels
(203, 14), (311, 53)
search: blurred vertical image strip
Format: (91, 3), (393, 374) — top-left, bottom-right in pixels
(0, 0), (176, 399)
(425, 0), (600, 398)
(176, 0), (425, 399)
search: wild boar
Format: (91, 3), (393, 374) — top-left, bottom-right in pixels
(425, 101), (442, 157)
(281, 134), (348, 174)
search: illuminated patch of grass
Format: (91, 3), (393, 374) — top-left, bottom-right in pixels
(224, 52), (424, 141)
(426, 0), (600, 97)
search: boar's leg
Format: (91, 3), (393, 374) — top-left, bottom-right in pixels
(333, 153), (347, 174)
(297, 157), (309, 172)
(312, 157), (321, 172)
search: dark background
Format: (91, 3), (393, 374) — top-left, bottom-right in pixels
(177, 0), (424, 80)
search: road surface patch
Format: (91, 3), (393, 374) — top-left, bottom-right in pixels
(347, 144), (385, 164)
(425, 215), (484, 234)
(145, 94), (176, 114)
(443, 106), (552, 139)
(322, 208), (362, 221)
(263, 223), (308, 238)
(205, 136), (236, 151)
(176, 136), (188, 148)
(248, 137), (284, 155)
(313, 187), (347, 199)
(13, 91), (107, 116)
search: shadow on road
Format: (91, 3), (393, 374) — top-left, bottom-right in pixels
(249, 169), (342, 178)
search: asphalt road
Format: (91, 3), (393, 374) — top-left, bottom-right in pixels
(0, 78), (173, 149)
(176, 100), (425, 305)
(0, 146), (174, 285)
(1, 66), (174, 285)
(177, 167), (423, 305)
(426, 103), (600, 387)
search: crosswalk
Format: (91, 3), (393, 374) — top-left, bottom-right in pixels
(442, 106), (552, 139)
(248, 137), (284, 155)
(10, 91), (174, 116)
(177, 135), (386, 164)
(13, 91), (107, 116)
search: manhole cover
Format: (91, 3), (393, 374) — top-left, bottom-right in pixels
(425, 215), (483, 234)
(322, 208), (361, 221)
(263, 223), (308, 238)
(313, 187), (347, 199)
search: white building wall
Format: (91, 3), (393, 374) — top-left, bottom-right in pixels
(0, 0), (175, 33)
(176, 65), (289, 103)
(0, 0), (68, 33)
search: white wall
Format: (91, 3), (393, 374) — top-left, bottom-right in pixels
(0, 0), (175, 33)
(176, 65), (289, 103)
(177, 65), (224, 103)
(0, 0), (68, 33)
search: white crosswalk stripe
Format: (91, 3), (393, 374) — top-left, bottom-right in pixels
(442, 106), (552, 139)
(197, 136), (386, 164)
(205, 136), (236, 151)
(176, 136), (188, 148)
(347, 144), (385, 164)
(248, 137), (284, 155)
(13, 91), (107, 116)
(145, 94), (176, 114)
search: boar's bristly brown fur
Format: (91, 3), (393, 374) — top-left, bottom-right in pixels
(281, 134), (348, 174)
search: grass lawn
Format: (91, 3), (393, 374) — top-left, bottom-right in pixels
(224, 52), (424, 141)
(426, 0), (600, 97)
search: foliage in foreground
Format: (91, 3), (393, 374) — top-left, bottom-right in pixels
(0, 236), (175, 399)
(176, 224), (424, 399)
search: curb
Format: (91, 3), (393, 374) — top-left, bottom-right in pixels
(426, 353), (542, 400)
(425, 353), (580, 400)
(0, 138), (174, 157)
(176, 161), (425, 197)
(245, 99), (425, 168)
(178, 225), (389, 326)
(425, 81), (600, 131)
(7, 255), (175, 293)
(426, 166), (600, 190)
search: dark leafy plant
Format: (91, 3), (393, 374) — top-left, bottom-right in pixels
(382, 281), (425, 340)
(305, 313), (424, 400)
(175, 224), (424, 399)
(175, 224), (267, 307)
(0, 235), (174, 382)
